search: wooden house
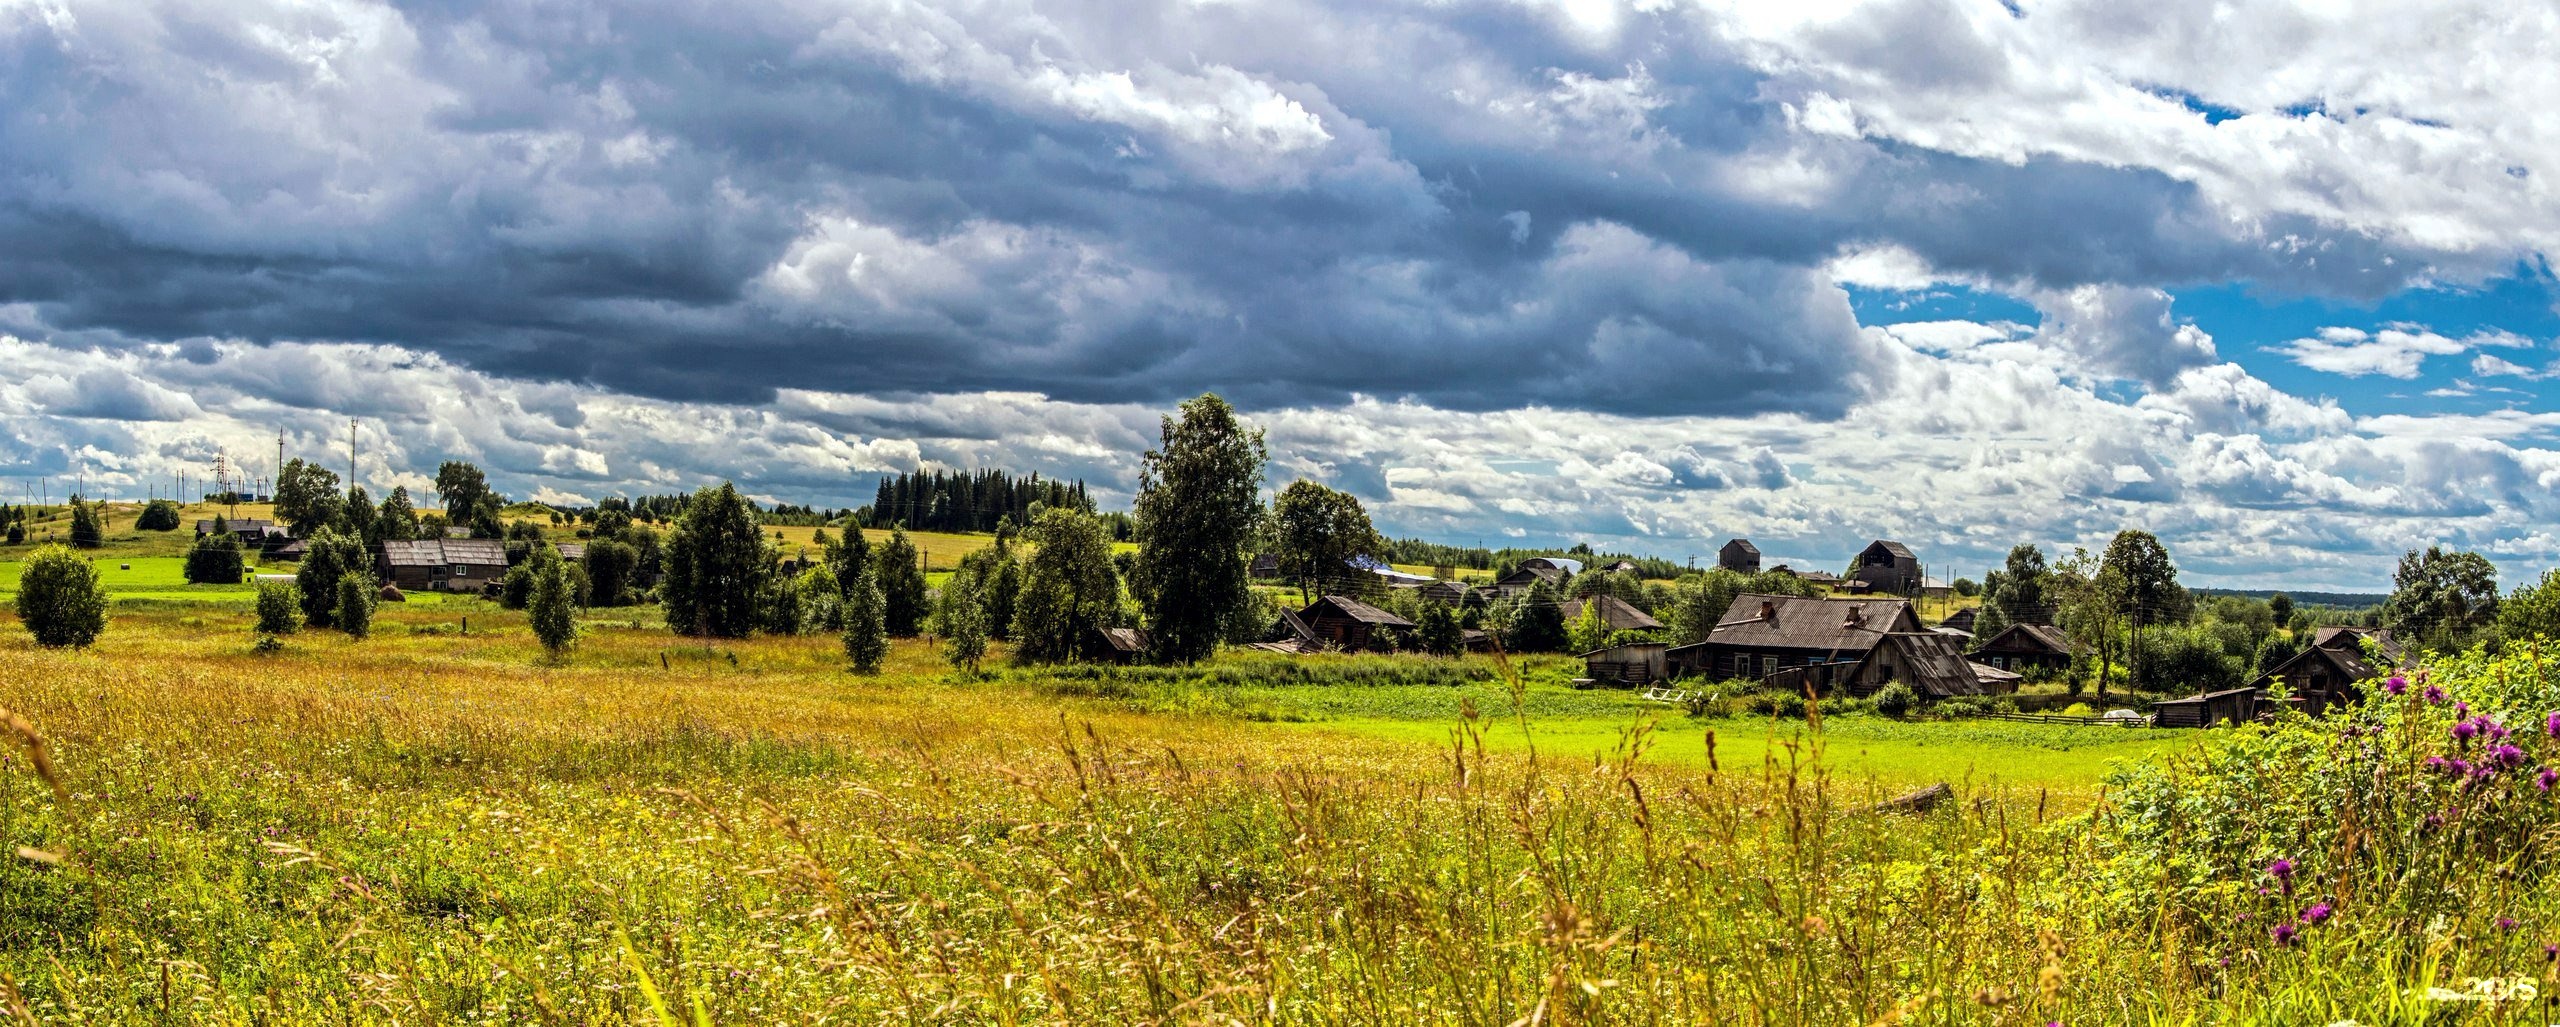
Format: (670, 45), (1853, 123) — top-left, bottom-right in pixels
(1667, 594), (1922, 681)
(377, 538), (509, 594)
(2250, 627), (2411, 716)
(1579, 642), (1669, 687)
(1490, 556), (1582, 596)
(1971, 623), (2072, 675)
(1718, 539), (1761, 574)
(556, 542), (587, 563)
(1561, 594), (1664, 633)
(1968, 660), (2023, 694)
(1849, 541), (1921, 595)
(1796, 569), (1841, 588)
(2152, 687), (2265, 729)
(1249, 553), (1281, 579)
(1845, 632), (1987, 699)
(1273, 595), (1415, 653)
(1939, 607), (1977, 633)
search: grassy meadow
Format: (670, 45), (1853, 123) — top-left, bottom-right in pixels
(7, 599), (2555, 1024)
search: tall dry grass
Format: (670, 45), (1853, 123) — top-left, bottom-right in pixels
(0, 603), (2539, 1023)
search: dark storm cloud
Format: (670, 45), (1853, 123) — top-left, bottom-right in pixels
(0, 0), (2469, 416)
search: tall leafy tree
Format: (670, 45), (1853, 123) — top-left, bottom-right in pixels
(434, 462), (493, 526)
(344, 485), (378, 546)
(183, 530), (246, 584)
(822, 527), (872, 602)
(1504, 581), (1569, 654)
(375, 487), (420, 542)
(1991, 544), (2052, 624)
(936, 570), (989, 674)
(273, 460), (344, 536)
(841, 563), (890, 673)
(876, 527), (929, 637)
(1012, 507), (1122, 663)
(1414, 599), (1464, 656)
(67, 497), (103, 549)
(659, 482), (774, 638)
(1271, 480), (1385, 604)
(584, 538), (639, 607)
(16, 544), (106, 647)
(2386, 546), (2500, 653)
(1132, 394), (1267, 663)
(2051, 547), (2125, 698)
(2101, 530), (2183, 694)
(293, 529), (367, 629)
(959, 536), (1025, 641)
(526, 546), (579, 657)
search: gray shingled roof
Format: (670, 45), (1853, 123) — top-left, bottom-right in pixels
(1308, 595), (1415, 627)
(1695, 593), (1915, 652)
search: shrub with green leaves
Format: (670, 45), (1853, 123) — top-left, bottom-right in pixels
(14, 544), (106, 648)
(1872, 681), (1918, 718)
(842, 563), (889, 674)
(135, 499), (183, 531)
(255, 580), (301, 635)
(335, 572), (376, 639)
(67, 498), (102, 549)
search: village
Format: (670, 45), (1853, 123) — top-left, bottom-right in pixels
(9, 448), (2431, 735)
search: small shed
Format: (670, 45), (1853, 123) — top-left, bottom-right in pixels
(1718, 539), (1761, 574)
(1580, 642), (1669, 688)
(1966, 661), (2023, 694)
(1249, 553), (1281, 579)
(1844, 632), (1986, 699)
(1095, 626), (1151, 664)
(1939, 607), (1977, 633)
(2152, 687), (2264, 729)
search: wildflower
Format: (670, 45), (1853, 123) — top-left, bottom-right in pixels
(2301, 903), (2334, 925)
(2271, 923), (2299, 946)
(2425, 812), (2445, 830)
(2457, 701), (2472, 716)
(2268, 858), (2294, 880)
(2425, 685), (2448, 704)
(2545, 943), (2558, 962)
(2386, 675), (2409, 696)
(2539, 767), (2557, 792)
(2426, 755), (2449, 772)
(2498, 917), (2519, 931)
(2454, 721), (2480, 745)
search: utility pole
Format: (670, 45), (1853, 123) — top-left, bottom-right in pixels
(348, 418), (358, 497)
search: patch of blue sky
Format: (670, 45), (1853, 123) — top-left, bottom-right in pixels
(2174, 266), (2560, 413)
(1844, 283), (2037, 328)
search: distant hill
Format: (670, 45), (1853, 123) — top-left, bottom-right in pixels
(2193, 587), (2386, 609)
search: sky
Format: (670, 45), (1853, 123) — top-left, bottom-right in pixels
(2, 0), (2558, 591)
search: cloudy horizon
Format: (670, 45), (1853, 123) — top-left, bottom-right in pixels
(5, 0), (2559, 591)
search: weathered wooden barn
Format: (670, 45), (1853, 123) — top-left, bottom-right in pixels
(1094, 627), (1151, 664)
(1848, 540), (1921, 595)
(1718, 538), (1761, 574)
(1561, 594), (1664, 633)
(1667, 594), (1923, 681)
(377, 538), (509, 593)
(1938, 607), (1977, 633)
(1971, 623), (2072, 675)
(1263, 596), (1415, 653)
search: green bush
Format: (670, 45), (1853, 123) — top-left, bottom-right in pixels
(1872, 681), (1918, 718)
(335, 573), (376, 639)
(14, 544), (106, 648)
(526, 548), (578, 657)
(135, 499), (183, 531)
(255, 581), (301, 635)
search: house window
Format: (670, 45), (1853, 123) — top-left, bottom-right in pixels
(452, 564), (469, 576)
(1762, 656), (1778, 677)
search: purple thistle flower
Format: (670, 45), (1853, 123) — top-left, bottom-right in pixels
(2301, 903), (2334, 925)
(2457, 701), (2472, 716)
(2268, 858), (2294, 880)
(2499, 917), (2519, 931)
(2539, 767), (2557, 792)
(2487, 743), (2528, 771)
(2545, 943), (2558, 961)
(2454, 721), (2480, 745)
(2426, 755), (2449, 771)
(2271, 923), (2299, 946)
(2386, 675), (2409, 696)
(2425, 685), (2448, 704)
(2425, 811), (2446, 830)
(2548, 711), (2560, 738)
